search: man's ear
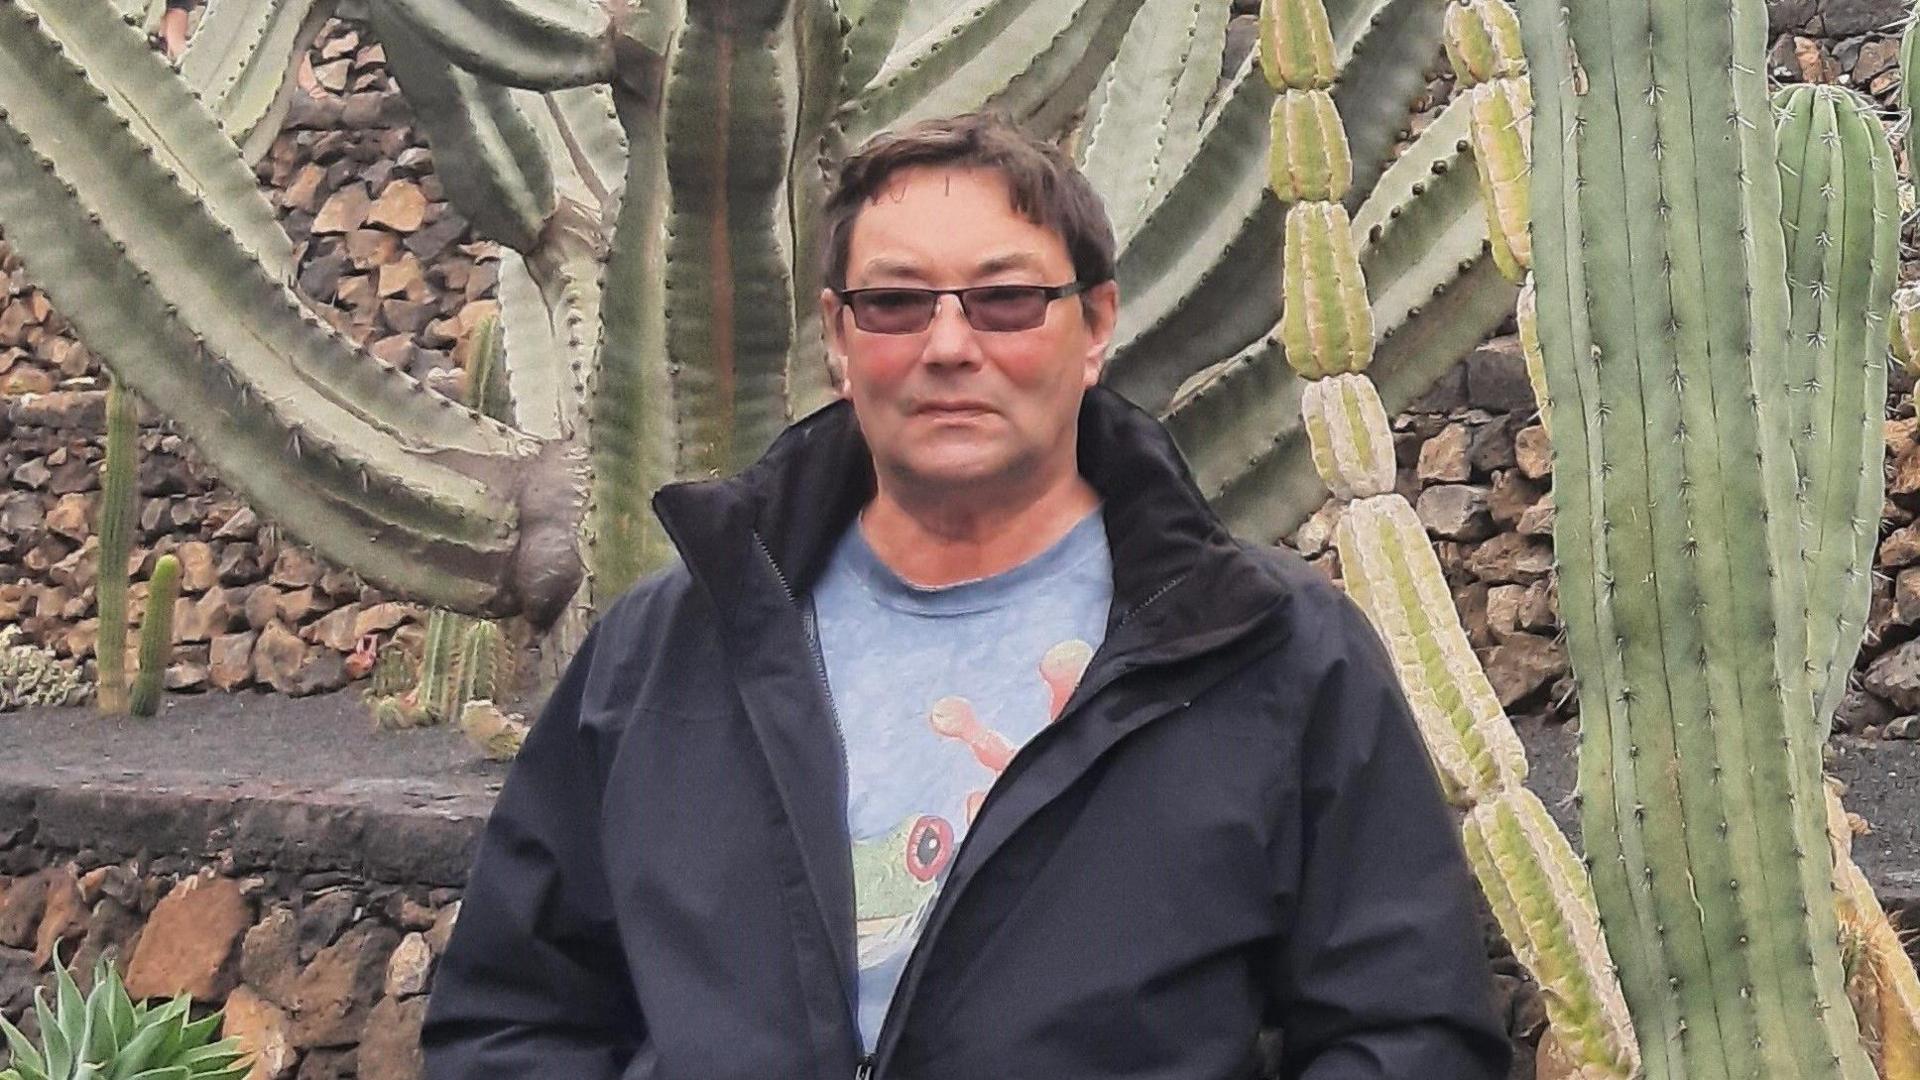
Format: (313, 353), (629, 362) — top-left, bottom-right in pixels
(1081, 280), (1119, 387)
(820, 287), (851, 397)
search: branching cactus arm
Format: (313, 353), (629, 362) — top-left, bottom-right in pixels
(372, 5), (558, 254)
(0, 0), (574, 621)
(1161, 90), (1517, 543)
(838, 0), (1147, 145)
(1076, 0), (1230, 247)
(21, 3), (298, 280)
(179, 0), (338, 164)
(381, 0), (615, 90)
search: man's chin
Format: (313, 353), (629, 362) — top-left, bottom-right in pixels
(890, 451), (1023, 495)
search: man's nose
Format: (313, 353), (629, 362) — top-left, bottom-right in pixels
(921, 294), (983, 363)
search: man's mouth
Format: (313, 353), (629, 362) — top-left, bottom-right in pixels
(915, 401), (994, 416)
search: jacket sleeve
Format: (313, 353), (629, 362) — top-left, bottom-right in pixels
(421, 619), (645, 1079)
(1268, 595), (1513, 1079)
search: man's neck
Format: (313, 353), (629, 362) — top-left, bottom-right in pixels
(859, 470), (1101, 588)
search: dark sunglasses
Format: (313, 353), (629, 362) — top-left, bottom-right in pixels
(833, 280), (1099, 334)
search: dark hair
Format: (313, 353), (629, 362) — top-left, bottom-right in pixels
(821, 112), (1117, 295)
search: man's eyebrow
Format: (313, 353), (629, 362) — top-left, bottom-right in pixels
(854, 252), (1048, 282)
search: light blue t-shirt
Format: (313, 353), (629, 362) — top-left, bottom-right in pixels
(809, 508), (1113, 1052)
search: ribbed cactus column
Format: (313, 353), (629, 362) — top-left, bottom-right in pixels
(1779, 79), (1920, 1078)
(1442, 0), (1549, 425)
(1775, 84), (1897, 732)
(1259, 1), (1636, 1074)
(1514, 0), (1875, 1072)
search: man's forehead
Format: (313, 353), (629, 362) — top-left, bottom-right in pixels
(855, 251), (1050, 281)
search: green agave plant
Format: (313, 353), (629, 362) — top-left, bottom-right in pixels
(0, 953), (250, 1080)
(0, 0), (1516, 666)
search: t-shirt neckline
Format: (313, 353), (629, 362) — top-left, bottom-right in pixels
(837, 507), (1108, 617)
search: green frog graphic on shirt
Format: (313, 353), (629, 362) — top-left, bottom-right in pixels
(850, 640), (1094, 967)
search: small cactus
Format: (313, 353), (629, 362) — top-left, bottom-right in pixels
(462, 312), (512, 422)
(414, 608), (467, 724)
(93, 375), (138, 715)
(128, 553), (179, 717)
(456, 619), (500, 707)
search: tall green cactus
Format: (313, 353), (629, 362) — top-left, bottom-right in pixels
(1516, 0), (1882, 1071)
(128, 552), (180, 718)
(1262, 0), (1637, 1072)
(93, 375), (139, 715)
(0, 0), (1520, 673)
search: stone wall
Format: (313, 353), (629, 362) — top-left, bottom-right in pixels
(0, 761), (485, 1080)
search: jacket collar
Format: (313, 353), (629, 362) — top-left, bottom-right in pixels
(651, 384), (1293, 641)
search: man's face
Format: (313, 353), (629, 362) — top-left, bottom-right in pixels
(822, 165), (1118, 501)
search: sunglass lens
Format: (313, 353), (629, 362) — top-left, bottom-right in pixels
(852, 290), (937, 334)
(963, 287), (1048, 331)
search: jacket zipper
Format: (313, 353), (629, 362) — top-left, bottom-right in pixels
(753, 533), (874, 1080)
(861, 572), (1189, 1078)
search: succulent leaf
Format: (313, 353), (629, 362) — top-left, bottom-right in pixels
(1335, 494), (1529, 804)
(1267, 88), (1352, 203)
(1464, 78), (1531, 281)
(1299, 372), (1394, 498)
(1280, 201), (1373, 378)
(1462, 788), (1638, 1076)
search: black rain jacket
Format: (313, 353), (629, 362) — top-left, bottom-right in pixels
(421, 387), (1511, 1080)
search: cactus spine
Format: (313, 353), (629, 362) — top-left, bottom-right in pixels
(1515, 0), (1880, 1069)
(1262, 0), (1636, 1072)
(94, 375), (138, 715)
(128, 553), (179, 717)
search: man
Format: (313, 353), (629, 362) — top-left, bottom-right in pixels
(422, 112), (1510, 1079)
